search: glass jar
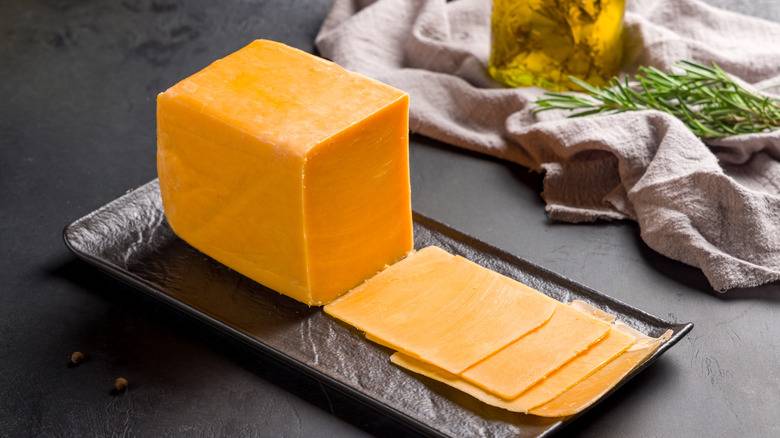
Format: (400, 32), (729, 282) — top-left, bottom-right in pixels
(488, 0), (625, 91)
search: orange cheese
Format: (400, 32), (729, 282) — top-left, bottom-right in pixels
(569, 300), (617, 323)
(529, 329), (671, 417)
(365, 333), (400, 350)
(157, 40), (413, 305)
(461, 303), (611, 399)
(390, 321), (637, 413)
(324, 246), (558, 374)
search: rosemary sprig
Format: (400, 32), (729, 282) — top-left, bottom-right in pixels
(534, 61), (780, 139)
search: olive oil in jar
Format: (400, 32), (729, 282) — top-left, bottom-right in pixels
(489, 0), (625, 91)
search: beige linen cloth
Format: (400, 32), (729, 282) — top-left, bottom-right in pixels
(315, 0), (780, 291)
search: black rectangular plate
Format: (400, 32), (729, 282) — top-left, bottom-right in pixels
(63, 180), (692, 438)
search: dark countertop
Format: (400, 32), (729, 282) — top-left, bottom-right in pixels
(1, 0), (778, 437)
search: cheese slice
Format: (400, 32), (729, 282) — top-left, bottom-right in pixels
(569, 300), (617, 323)
(529, 329), (671, 417)
(391, 321), (636, 413)
(324, 246), (558, 374)
(368, 300), (615, 350)
(365, 333), (399, 350)
(461, 303), (611, 399)
(391, 327), (667, 417)
(157, 40), (413, 305)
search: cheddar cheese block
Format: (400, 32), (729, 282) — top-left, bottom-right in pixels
(391, 320), (637, 413)
(461, 303), (611, 399)
(157, 40), (413, 305)
(529, 329), (671, 417)
(324, 246), (558, 374)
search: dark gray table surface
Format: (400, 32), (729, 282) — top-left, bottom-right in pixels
(1, 0), (778, 437)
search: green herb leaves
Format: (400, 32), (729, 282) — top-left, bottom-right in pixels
(534, 61), (780, 139)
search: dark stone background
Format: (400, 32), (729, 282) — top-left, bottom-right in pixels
(1, 0), (778, 436)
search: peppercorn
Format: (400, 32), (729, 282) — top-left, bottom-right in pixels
(68, 351), (85, 367)
(114, 377), (128, 393)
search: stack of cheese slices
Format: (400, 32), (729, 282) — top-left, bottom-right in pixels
(325, 246), (671, 417)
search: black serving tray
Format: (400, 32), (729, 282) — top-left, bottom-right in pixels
(63, 180), (692, 438)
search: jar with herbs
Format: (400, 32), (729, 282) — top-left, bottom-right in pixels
(488, 0), (625, 91)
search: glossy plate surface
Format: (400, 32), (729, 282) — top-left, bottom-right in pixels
(63, 180), (692, 438)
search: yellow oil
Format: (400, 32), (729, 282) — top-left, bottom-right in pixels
(488, 0), (625, 91)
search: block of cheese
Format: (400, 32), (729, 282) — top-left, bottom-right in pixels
(324, 246), (558, 374)
(461, 303), (611, 399)
(157, 40), (413, 305)
(390, 320), (637, 413)
(529, 329), (671, 417)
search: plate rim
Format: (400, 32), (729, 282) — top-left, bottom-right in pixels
(63, 179), (694, 438)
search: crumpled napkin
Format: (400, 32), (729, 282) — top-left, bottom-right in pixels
(315, 0), (780, 291)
